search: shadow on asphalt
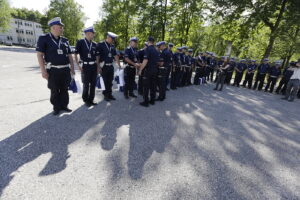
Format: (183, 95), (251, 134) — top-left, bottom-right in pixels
(0, 47), (36, 54)
(0, 84), (299, 199)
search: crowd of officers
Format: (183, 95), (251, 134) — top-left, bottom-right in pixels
(36, 17), (300, 115)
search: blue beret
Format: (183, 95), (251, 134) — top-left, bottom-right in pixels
(48, 17), (64, 27)
(84, 26), (95, 33)
(107, 32), (118, 39)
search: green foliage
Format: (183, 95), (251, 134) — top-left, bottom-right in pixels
(11, 8), (43, 23)
(44, 0), (85, 45)
(0, 0), (11, 32)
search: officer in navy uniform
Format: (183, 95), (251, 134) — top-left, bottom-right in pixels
(139, 37), (160, 107)
(215, 56), (225, 82)
(194, 52), (206, 85)
(242, 60), (257, 89)
(123, 37), (140, 99)
(180, 46), (188, 87)
(186, 49), (194, 86)
(96, 32), (121, 101)
(137, 42), (148, 95)
(172, 47), (182, 89)
(233, 59), (246, 87)
(264, 61), (282, 93)
(166, 43), (174, 90)
(253, 58), (270, 90)
(209, 53), (217, 82)
(74, 26), (99, 107)
(36, 17), (75, 115)
(276, 62), (295, 95)
(225, 58), (236, 85)
(157, 41), (172, 101)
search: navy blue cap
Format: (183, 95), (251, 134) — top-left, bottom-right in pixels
(177, 47), (182, 50)
(130, 37), (138, 42)
(48, 17), (64, 27)
(263, 58), (269, 62)
(148, 36), (155, 42)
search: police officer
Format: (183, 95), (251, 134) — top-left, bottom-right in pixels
(137, 42), (148, 95)
(225, 58), (236, 85)
(214, 57), (230, 91)
(276, 62), (295, 95)
(186, 49), (194, 86)
(180, 46), (188, 87)
(242, 60), (257, 89)
(74, 26), (99, 107)
(253, 58), (270, 90)
(139, 37), (160, 107)
(155, 41), (167, 101)
(264, 61), (282, 93)
(233, 59), (246, 87)
(36, 17), (75, 115)
(166, 43), (174, 90)
(123, 37), (140, 99)
(172, 47), (183, 89)
(215, 56), (225, 82)
(96, 32), (121, 101)
(194, 52), (206, 85)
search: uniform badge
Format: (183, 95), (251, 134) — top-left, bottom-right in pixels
(88, 53), (91, 58)
(57, 49), (63, 55)
(108, 53), (112, 58)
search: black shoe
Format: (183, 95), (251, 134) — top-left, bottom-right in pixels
(213, 88), (218, 90)
(124, 95), (129, 99)
(90, 102), (98, 106)
(85, 102), (92, 107)
(219, 89), (222, 91)
(166, 88), (170, 91)
(149, 100), (155, 105)
(109, 95), (116, 100)
(155, 98), (164, 101)
(53, 110), (60, 116)
(129, 94), (137, 98)
(62, 107), (72, 113)
(288, 99), (294, 102)
(104, 96), (110, 101)
(281, 97), (288, 100)
(140, 102), (149, 107)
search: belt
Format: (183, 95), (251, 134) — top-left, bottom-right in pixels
(104, 63), (113, 66)
(159, 67), (166, 69)
(47, 63), (70, 69)
(83, 61), (96, 65)
(270, 75), (278, 78)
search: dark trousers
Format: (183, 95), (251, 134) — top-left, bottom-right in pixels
(207, 67), (215, 82)
(143, 68), (158, 103)
(253, 73), (266, 90)
(82, 65), (97, 103)
(215, 72), (226, 90)
(242, 73), (254, 89)
(276, 78), (289, 95)
(165, 66), (171, 88)
(265, 77), (278, 93)
(177, 67), (184, 87)
(124, 66), (136, 96)
(138, 74), (143, 95)
(186, 67), (193, 85)
(158, 68), (167, 99)
(233, 71), (243, 86)
(285, 79), (300, 101)
(194, 68), (205, 85)
(170, 67), (178, 89)
(181, 68), (188, 86)
(102, 65), (114, 97)
(48, 67), (71, 111)
(225, 71), (233, 84)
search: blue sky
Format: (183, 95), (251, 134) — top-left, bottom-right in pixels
(9, 0), (103, 27)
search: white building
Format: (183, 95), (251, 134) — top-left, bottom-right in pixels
(0, 18), (44, 47)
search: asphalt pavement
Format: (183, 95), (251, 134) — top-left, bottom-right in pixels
(0, 46), (300, 200)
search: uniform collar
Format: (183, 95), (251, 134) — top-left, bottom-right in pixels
(50, 32), (60, 40)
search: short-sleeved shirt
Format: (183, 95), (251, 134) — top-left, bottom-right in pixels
(160, 48), (173, 68)
(236, 63), (246, 71)
(143, 45), (160, 69)
(269, 66), (281, 77)
(247, 64), (257, 72)
(186, 55), (194, 67)
(96, 41), (117, 64)
(124, 46), (138, 65)
(258, 63), (270, 74)
(36, 33), (71, 65)
(75, 38), (97, 62)
(174, 52), (182, 66)
(228, 62), (236, 72)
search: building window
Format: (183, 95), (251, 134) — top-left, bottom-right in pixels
(16, 29), (19, 33)
(15, 21), (17, 24)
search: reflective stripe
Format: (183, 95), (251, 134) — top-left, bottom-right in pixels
(83, 61), (96, 65)
(47, 63), (70, 69)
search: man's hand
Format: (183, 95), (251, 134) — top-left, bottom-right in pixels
(135, 63), (141, 68)
(42, 70), (49, 80)
(97, 67), (102, 75)
(138, 70), (142, 76)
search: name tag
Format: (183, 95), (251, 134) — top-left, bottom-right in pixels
(108, 53), (112, 58)
(88, 53), (91, 58)
(57, 49), (63, 55)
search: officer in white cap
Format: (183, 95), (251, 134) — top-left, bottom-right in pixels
(123, 37), (140, 99)
(74, 26), (99, 107)
(36, 17), (75, 115)
(96, 32), (121, 101)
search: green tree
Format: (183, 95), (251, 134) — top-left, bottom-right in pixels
(0, 0), (11, 32)
(11, 8), (43, 23)
(44, 0), (85, 45)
